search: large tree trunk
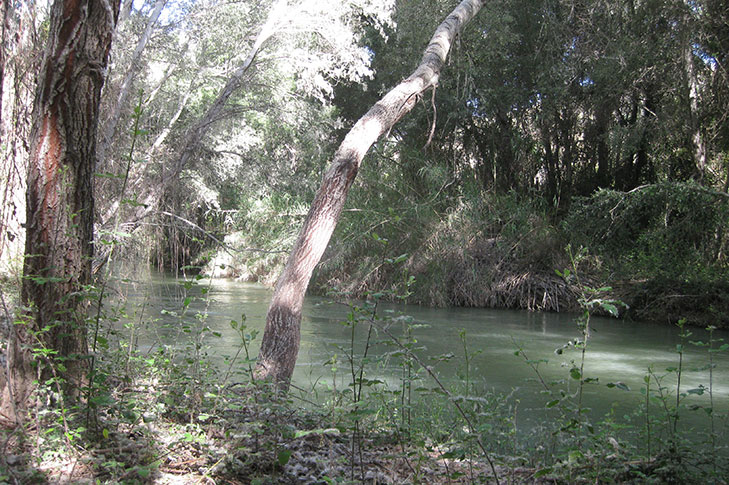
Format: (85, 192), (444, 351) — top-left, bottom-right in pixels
(255, 0), (486, 388)
(0, 1), (38, 273)
(0, 0), (117, 425)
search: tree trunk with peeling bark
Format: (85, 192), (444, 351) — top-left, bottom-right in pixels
(255, 0), (485, 388)
(0, 0), (118, 425)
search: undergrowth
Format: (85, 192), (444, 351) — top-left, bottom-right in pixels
(316, 188), (575, 314)
(1, 254), (728, 484)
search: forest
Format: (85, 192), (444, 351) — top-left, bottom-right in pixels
(0, 0), (728, 483)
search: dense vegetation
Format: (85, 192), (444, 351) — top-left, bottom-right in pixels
(315, 0), (729, 327)
(1, 0), (728, 483)
(4, 0), (727, 323)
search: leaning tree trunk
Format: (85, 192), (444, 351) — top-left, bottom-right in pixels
(255, 0), (486, 388)
(0, 0), (117, 425)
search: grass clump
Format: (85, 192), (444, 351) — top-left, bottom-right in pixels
(317, 188), (576, 314)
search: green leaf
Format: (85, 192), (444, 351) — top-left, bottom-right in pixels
(568, 450), (584, 463)
(102, 428), (109, 439)
(570, 368), (582, 380)
(534, 467), (553, 478)
(600, 302), (618, 317)
(607, 382), (630, 391)
(277, 450), (292, 466)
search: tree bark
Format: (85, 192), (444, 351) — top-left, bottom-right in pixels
(0, 1), (38, 274)
(0, 0), (117, 425)
(0, 0), (7, 132)
(255, 0), (486, 388)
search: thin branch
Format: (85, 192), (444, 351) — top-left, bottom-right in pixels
(157, 211), (288, 255)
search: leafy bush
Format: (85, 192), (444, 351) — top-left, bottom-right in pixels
(315, 181), (574, 311)
(564, 182), (729, 282)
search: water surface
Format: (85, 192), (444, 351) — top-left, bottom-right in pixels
(112, 272), (729, 427)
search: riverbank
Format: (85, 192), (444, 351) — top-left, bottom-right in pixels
(205, 235), (729, 330)
(2, 342), (725, 484)
(0, 383), (525, 484)
(200, 184), (729, 330)
(2, 346), (725, 484)
(2, 269), (728, 483)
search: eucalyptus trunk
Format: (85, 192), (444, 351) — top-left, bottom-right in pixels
(255, 0), (486, 388)
(0, 0), (117, 425)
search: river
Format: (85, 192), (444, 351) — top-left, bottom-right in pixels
(111, 271), (729, 431)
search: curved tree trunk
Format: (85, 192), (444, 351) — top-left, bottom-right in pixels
(0, 0), (117, 425)
(255, 0), (486, 388)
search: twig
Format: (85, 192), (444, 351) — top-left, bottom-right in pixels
(374, 322), (501, 484)
(423, 86), (438, 149)
(511, 337), (549, 392)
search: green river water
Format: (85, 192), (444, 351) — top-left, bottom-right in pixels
(113, 271), (729, 431)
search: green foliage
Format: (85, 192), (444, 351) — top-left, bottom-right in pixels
(317, 179), (572, 313)
(565, 182), (729, 282)
(201, 192), (309, 283)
